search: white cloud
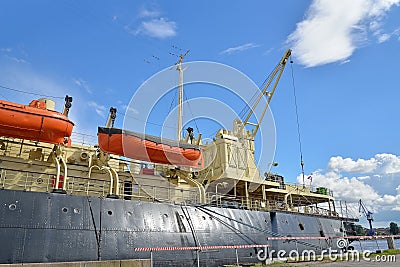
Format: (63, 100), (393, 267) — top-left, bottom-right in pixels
(138, 8), (161, 18)
(299, 171), (380, 203)
(375, 153), (400, 174)
(0, 47), (12, 53)
(377, 33), (391, 43)
(133, 18), (177, 39)
(302, 153), (400, 215)
(328, 156), (378, 173)
(74, 78), (92, 94)
(287, 0), (400, 67)
(1, 47), (29, 64)
(88, 101), (107, 117)
(121, 104), (139, 115)
(5, 55), (28, 64)
(327, 153), (400, 174)
(220, 43), (260, 55)
(376, 27), (400, 43)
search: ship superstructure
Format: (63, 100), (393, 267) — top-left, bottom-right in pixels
(0, 50), (357, 266)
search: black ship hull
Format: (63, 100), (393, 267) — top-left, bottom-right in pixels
(0, 189), (345, 266)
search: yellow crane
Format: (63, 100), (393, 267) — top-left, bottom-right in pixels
(242, 49), (292, 137)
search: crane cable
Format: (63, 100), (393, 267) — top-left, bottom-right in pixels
(289, 58), (306, 186)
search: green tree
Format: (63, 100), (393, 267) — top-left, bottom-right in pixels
(354, 224), (366, 236)
(389, 222), (399, 235)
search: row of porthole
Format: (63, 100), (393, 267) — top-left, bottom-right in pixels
(61, 207), (113, 216)
(58, 209), (259, 223)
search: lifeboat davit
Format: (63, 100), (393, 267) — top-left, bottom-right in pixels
(0, 99), (74, 145)
(98, 127), (203, 168)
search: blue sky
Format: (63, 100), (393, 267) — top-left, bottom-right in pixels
(1, 0), (400, 227)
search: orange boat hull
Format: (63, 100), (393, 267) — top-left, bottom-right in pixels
(98, 127), (203, 168)
(0, 99), (74, 145)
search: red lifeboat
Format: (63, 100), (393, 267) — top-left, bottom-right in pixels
(0, 99), (74, 145)
(98, 127), (203, 168)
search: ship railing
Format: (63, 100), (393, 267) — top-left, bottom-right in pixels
(0, 167), (201, 204)
(203, 192), (344, 217)
(0, 136), (55, 160)
(282, 182), (334, 197)
(70, 132), (97, 147)
(0, 168), (53, 192)
(119, 182), (200, 204)
(205, 192), (275, 211)
(0, 167), (110, 196)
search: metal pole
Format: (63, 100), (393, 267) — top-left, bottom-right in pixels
(375, 238), (380, 251)
(340, 201), (343, 217)
(197, 250), (200, 267)
(235, 248), (239, 267)
(150, 250), (153, 267)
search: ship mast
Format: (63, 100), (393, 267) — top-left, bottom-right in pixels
(175, 50), (189, 141)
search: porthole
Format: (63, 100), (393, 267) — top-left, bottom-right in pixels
(127, 211), (133, 216)
(107, 210), (113, 215)
(163, 214), (168, 218)
(9, 204), (16, 210)
(73, 208), (80, 214)
(62, 207), (68, 213)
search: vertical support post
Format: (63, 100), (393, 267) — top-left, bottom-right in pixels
(245, 181), (249, 209)
(340, 201), (343, 218)
(375, 238), (380, 251)
(235, 248), (239, 267)
(196, 250), (200, 267)
(387, 236), (396, 249)
(328, 200), (332, 216)
(262, 184), (266, 201)
(150, 250), (153, 267)
(332, 200), (336, 215)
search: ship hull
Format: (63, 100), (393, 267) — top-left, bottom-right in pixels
(0, 189), (344, 266)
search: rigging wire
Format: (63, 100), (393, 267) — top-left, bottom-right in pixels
(0, 84), (65, 99)
(168, 90), (177, 114)
(0, 92), (9, 101)
(238, 61), (281, 122)
(290, 58), (306, 186)
(116, 111), (178, 130)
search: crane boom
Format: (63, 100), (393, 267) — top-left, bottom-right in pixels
(243, 49), (292, 137)
(359, 199), (375, 236)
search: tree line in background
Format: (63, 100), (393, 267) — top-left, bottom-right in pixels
(352, 221), (399, 236)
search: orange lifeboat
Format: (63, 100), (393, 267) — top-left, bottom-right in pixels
(0, 99), (74, 145)
(98, 127), (203, 168)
